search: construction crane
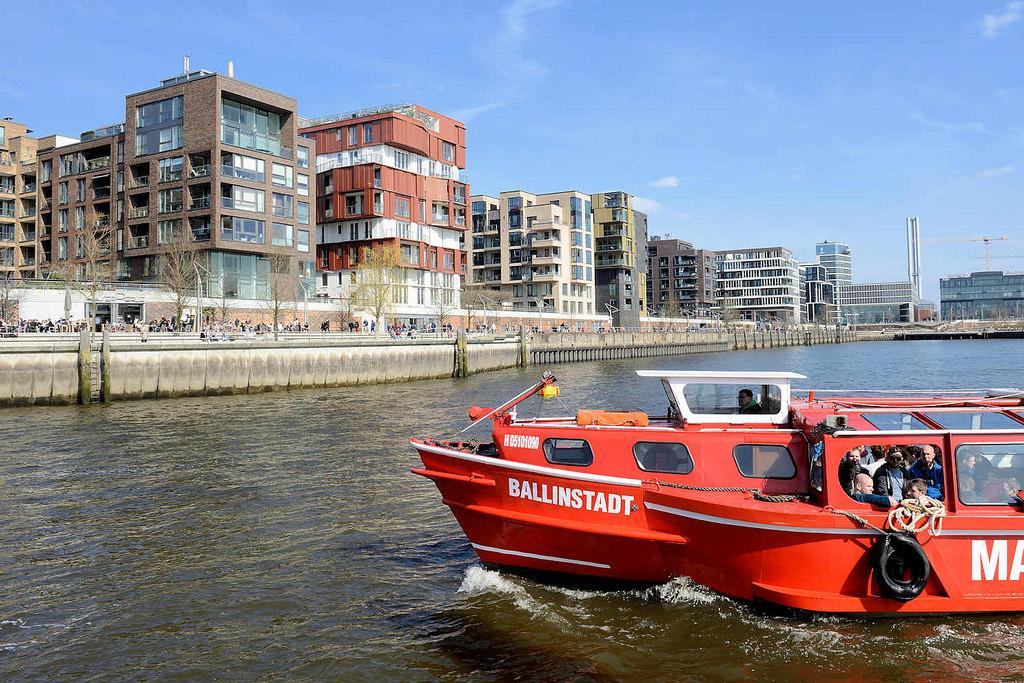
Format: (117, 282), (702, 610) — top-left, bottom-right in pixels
(921, 236), (1009, 270)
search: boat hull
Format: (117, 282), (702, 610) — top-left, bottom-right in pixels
(412, 439), (1024, 614)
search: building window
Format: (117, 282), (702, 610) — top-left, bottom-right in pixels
(348, 127), (357, 145)
(271, 163), (293, 188)
(75, 179), (85, 202)
(58, 182), (69, 204)
(297, 202), (309, 225)
(394, 197), (410, 218)
(394, 151), (409, 170)
(157, 219), (182, 244)
(158, 156), (184, 182)
(296, 146), (309, 169)
(158, 188), (183, 213)
(137, 95), (183, 127)
(441, 141), (455, 162)
(272, 193), (293, 218)
(297, 229), (310, 253)
(362, 123), (373, 143)
(345, 194), (362, 216)
(221, 185), (264, 213)
(221, 97), (282, 156)
(272, 222), (293, 247)
(220, 215), (265, 244)
(221, 153), (265, 182)
(297, 173), (309, 197)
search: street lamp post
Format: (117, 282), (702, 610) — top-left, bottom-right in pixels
(193, 261), (202, 334)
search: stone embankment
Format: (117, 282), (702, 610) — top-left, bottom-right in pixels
(0, 327), (862, 407)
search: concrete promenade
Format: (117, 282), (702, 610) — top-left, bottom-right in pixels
(0, 327), (868, 407)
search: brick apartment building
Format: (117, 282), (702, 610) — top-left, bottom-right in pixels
(299, 105), (467, 321)
(0, 119), (40, 278)
(34, 67), (315, 303)
(645, 237), (717, 317)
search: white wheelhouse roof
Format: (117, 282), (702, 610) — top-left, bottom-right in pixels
(636, 370), (807, 425)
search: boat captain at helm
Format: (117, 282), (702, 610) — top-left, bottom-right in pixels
(737, 389), (761, 414)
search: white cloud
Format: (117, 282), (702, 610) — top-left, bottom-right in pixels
(449, 101), (511, 123)
(906, 109), (986, 133)
(633, 197), (662, 213)
(976, 165), (1016, 178)
(980, 1), (1024, 37)
(650, 176), (679, 188)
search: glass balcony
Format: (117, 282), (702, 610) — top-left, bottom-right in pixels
(22, 183), (36, 194)
(93, 188), (111, 200)
(189, 164), (211, 178)
(131, 176), (149, 189)
(130, 207), (150, 219)
(190, 196), (211, 210)
(220, 164), (265, 183)
(158, 202), (183, 214)
(128, 236), (149, 249)
(23, 231), (36, 241)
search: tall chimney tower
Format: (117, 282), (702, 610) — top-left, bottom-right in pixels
(906, 216), (921, 299)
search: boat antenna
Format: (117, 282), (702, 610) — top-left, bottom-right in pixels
(460, 371), (557, 433)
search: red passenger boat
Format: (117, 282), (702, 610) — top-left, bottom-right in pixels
(411, 370), (1024, 614)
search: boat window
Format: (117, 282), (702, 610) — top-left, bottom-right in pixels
(955, 443), (1024, 506)
(633, 442), (694, 474)
(809, 442), (823, 492)
(860, 413), (930, 431)
(681, 383), (784, 416)
(923, 412), (1024, 431)
(542, 438), (593, 467)
(733, 444), (796, 479)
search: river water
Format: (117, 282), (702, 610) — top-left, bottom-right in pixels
(2, 340), (1024, 681)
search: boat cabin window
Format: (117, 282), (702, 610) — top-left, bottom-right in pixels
(542, 438), (594, 467)
(681, 383), (784, 417)
(733, 444), (796, 479)
(633, 442), (694, 475)
(860, 413), (930, 431)
(956, 444), (1024, 506)
(922, 412), (1024, 431)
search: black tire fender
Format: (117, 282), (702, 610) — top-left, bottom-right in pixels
(874, 532), (930, 602)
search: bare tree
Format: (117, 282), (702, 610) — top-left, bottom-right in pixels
(157, 225), (200, 332)
(718, 294), (740, 328)
(0, 272), (22, 325)
(353, 243), (402, 339)
(265, 253), (297, 340)
(53, 230), (113, 332)
(462, 284), (509, 332)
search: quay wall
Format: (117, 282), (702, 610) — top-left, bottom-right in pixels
(0, 327), (863, 408)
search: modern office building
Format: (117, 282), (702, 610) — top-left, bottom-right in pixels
(0, 118), (40, 278)
(469, 190), (594, 318)
(645, 237), (716, 317)
(300, 105), (467, 320)
(836, 281), (919, 324)
(714, 247), (801, 323)
(592, 191), (646, 327)
(35, 67), (316, 302)
(814, 240), (852, 287)
(799, 262), (835, 324)
(939, 271), (1024, 320)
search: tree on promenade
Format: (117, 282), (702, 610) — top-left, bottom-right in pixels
(462, 284), (509, 331)
(353, 243), (401, 339)
(157, 224), (200, 332)
(52, 229), (113, 332)
(719, 295), (740, 328)
(0, 272), (21, 324)
(264, 253), (296, 341)
(432, 276), (456, 334)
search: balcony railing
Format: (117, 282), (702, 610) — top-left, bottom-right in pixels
(220, 165), (265, 183)
(95, 216), (110, 228)
(38, 229), (49, 239)
(158, 171), (183, 183)
(190, 196), (211, 210)
(323, 208), (334, 219)
(93, 189), (111, 200)
(190, 164), (211, 178)
(21, 209), (36, 218)
(23, 231), (36, 241)
(128, 236), (149, 249)
(158, 202), (183, 214)
(130, 207), (149, 219)
(22, 184), (36, 194)
(130, 176), (149, 188)
(83, 157), (111, 171)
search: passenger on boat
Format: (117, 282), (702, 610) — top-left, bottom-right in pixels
(838, 448), (867, 495)
(856, 444), (876, 469)
(907, 478), (929, 500)
(958, 476), (985, 503)
(873, 448), (911, 499)
(851, 473), (898, 507)
(737, 389), (761, 414)
(908, 444), (943, 500)
(983, 474), (1021, 504)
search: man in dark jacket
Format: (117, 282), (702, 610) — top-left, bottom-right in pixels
(908, 444), (943, 500)
(873, 448), (910, 499)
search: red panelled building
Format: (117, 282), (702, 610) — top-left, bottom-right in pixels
(299, 105), (468, 321)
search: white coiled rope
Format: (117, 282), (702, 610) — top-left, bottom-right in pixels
(886, 496), (946, 536)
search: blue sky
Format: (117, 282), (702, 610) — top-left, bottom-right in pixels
(3, 1), (1023, 301)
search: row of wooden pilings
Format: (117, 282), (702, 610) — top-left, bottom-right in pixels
(528, 327), (857, 365)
